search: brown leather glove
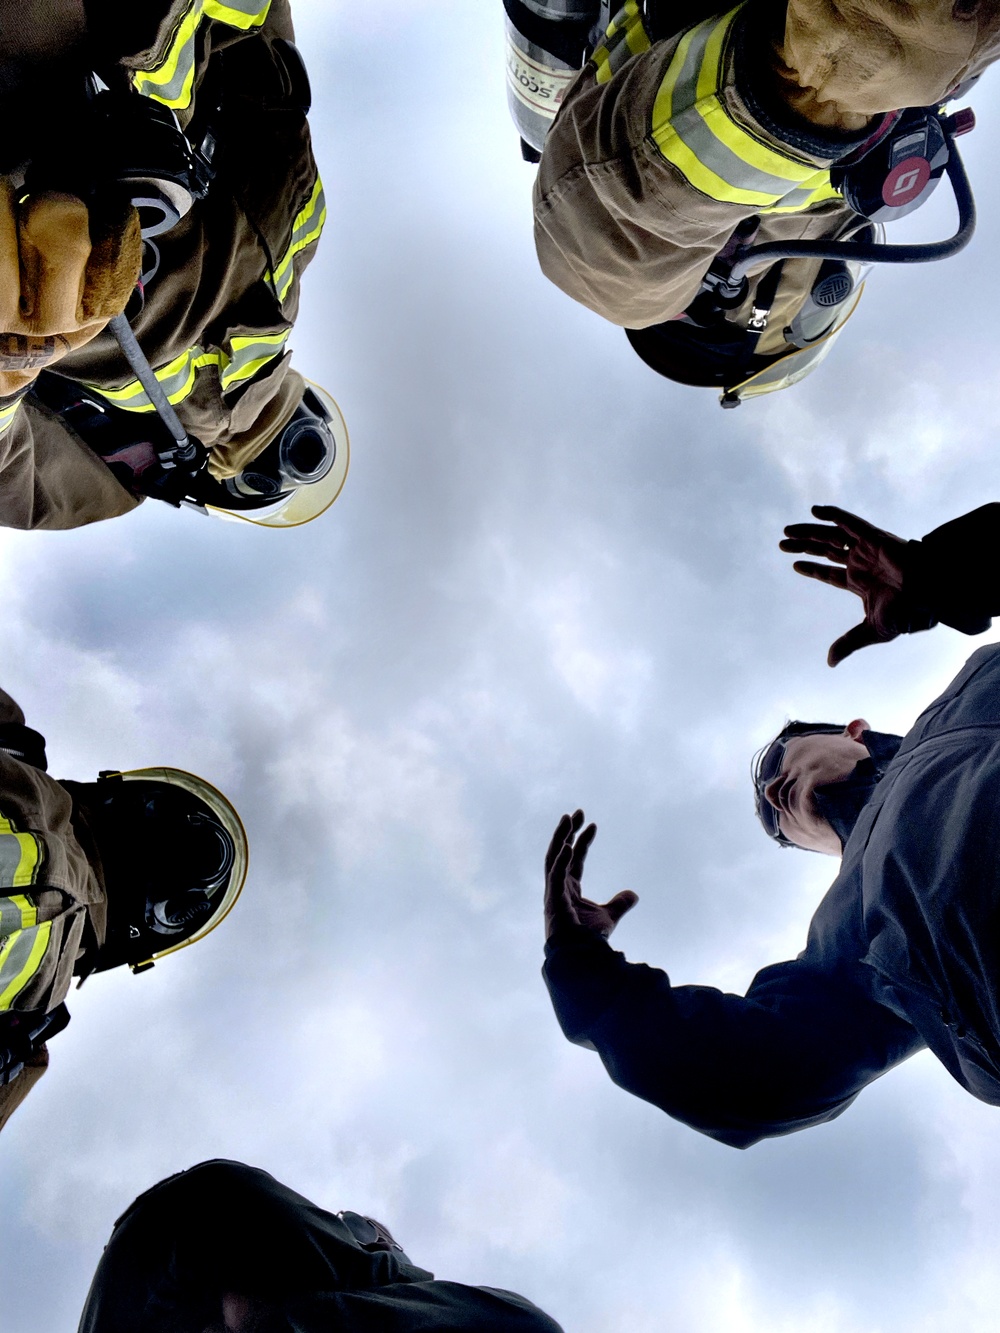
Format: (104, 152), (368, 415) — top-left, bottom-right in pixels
(774, 0), (980, 131)
(0, 180), (141, 399)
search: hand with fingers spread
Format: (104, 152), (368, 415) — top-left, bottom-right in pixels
(544, 810), (638, 942)
(780, 504), (935, 667)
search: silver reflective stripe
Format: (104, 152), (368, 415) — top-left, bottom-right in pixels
(220, 332), (290, 391)
(0, 924), (47, 1009)
(592, 1), (651, 85)
(651, 7), (838, 211)
(85, 331), (290, 414)
(0, 838), (26, 887)
(134, 0), (272, 111)
(666, 29), (821, 203)
(0, 399), (20, 437)
(0, 896), (30, 935)
(269, 177), (327, 305)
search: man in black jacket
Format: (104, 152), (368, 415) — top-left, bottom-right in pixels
(77, 1160), (564, 1333)
(543, 503), (1000, 1147)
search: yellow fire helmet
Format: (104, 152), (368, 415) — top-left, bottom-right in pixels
(91, 766), (249, 973)
(625, 253), (871, 408)
(716, 284), (865, 407)
(205, 381), (350, 528)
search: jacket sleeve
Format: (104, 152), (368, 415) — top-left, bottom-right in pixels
(0, 395), (139, 530)
(532, 6), (869, 328)
(0, 688), (48, 770)
(543, 925), (923, 1148)
(0, 1044), (47, 1134)
(82, 0), (322, 480)
(902, 504), (1000, 636)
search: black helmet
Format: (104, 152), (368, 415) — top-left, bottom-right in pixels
(68, 768), (248, 974)
(625, 319), (773, 389)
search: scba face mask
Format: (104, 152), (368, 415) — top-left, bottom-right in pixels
(225, 385), (337, 502)
(204, 382), (350, 528)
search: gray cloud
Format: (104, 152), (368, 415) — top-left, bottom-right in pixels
(2, 4), (1000, 1332)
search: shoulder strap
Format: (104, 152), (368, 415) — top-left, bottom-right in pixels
(720, 259), (785, 397)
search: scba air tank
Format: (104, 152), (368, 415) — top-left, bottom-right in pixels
(504, 0), (604, 155)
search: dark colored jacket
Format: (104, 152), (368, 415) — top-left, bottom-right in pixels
(903, 503), (1000, 636)
(545, 644), (1000, 1148)
(0, 0), (324, 528)
(78, 1160), (565, 1333)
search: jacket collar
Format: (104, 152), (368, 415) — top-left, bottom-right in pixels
(813, 730), (903, 849)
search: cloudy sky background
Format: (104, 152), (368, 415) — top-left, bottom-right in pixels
(3, 3), (1000, 1329)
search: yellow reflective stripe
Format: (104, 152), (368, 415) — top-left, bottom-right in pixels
(0, 895), (37, 933)
(692, 20), (814, 184)
(0, 813), (42, 888)
(652, 6), (836, 209)
(0, 919), (51, 1010)
(0, 399), (21, 436)
(220, 331), (290, 390)
(86, 331), (290, 413)
(90, 346), (211, 412)
(268, 177), (327, 304)
(592, 1), (651, 85)
(763, 180), (842, 213)
(134, 0), (271, 110)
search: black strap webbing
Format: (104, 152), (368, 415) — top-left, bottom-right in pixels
(0, 1004), (71, 1087)
(724, 259), (786, 390)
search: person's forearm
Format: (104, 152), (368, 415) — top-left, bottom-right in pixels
(544, 936), (920, 1147)
(904, 503), (1000, 635)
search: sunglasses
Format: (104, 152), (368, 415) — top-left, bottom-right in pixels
(754, 738), (787, 842)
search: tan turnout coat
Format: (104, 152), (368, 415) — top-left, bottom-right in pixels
(0, 688), (106, 1134)
(0, 0), (324, 528)
(533, 0), (1000, 344)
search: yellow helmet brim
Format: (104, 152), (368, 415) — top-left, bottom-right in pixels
(723, 285), (865, 403)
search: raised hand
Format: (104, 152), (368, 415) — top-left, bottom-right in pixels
(779, 504), (920, 666)
(544, 810), (638, 942)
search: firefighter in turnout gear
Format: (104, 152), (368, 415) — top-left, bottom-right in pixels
(0, 0), (347, 528)
(0, 686), (247, 1135)
(510, 0), (991, 404)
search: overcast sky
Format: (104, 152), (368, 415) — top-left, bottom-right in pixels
(3, 4), (1000, 1331)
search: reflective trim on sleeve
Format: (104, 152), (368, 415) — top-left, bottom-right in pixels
(0, 896), (38, 934)
(591, 1), (652, 85)
(266, 177), (327, 306)
(0, 815), (43, 889)
(222, 333), (291, 389)
(0, 919), (52, 1010)
(650, 6), (840, 212)
(133, 0), (272, 110)
(0, 399), (22, 437)
(84, 330), (291, 413)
